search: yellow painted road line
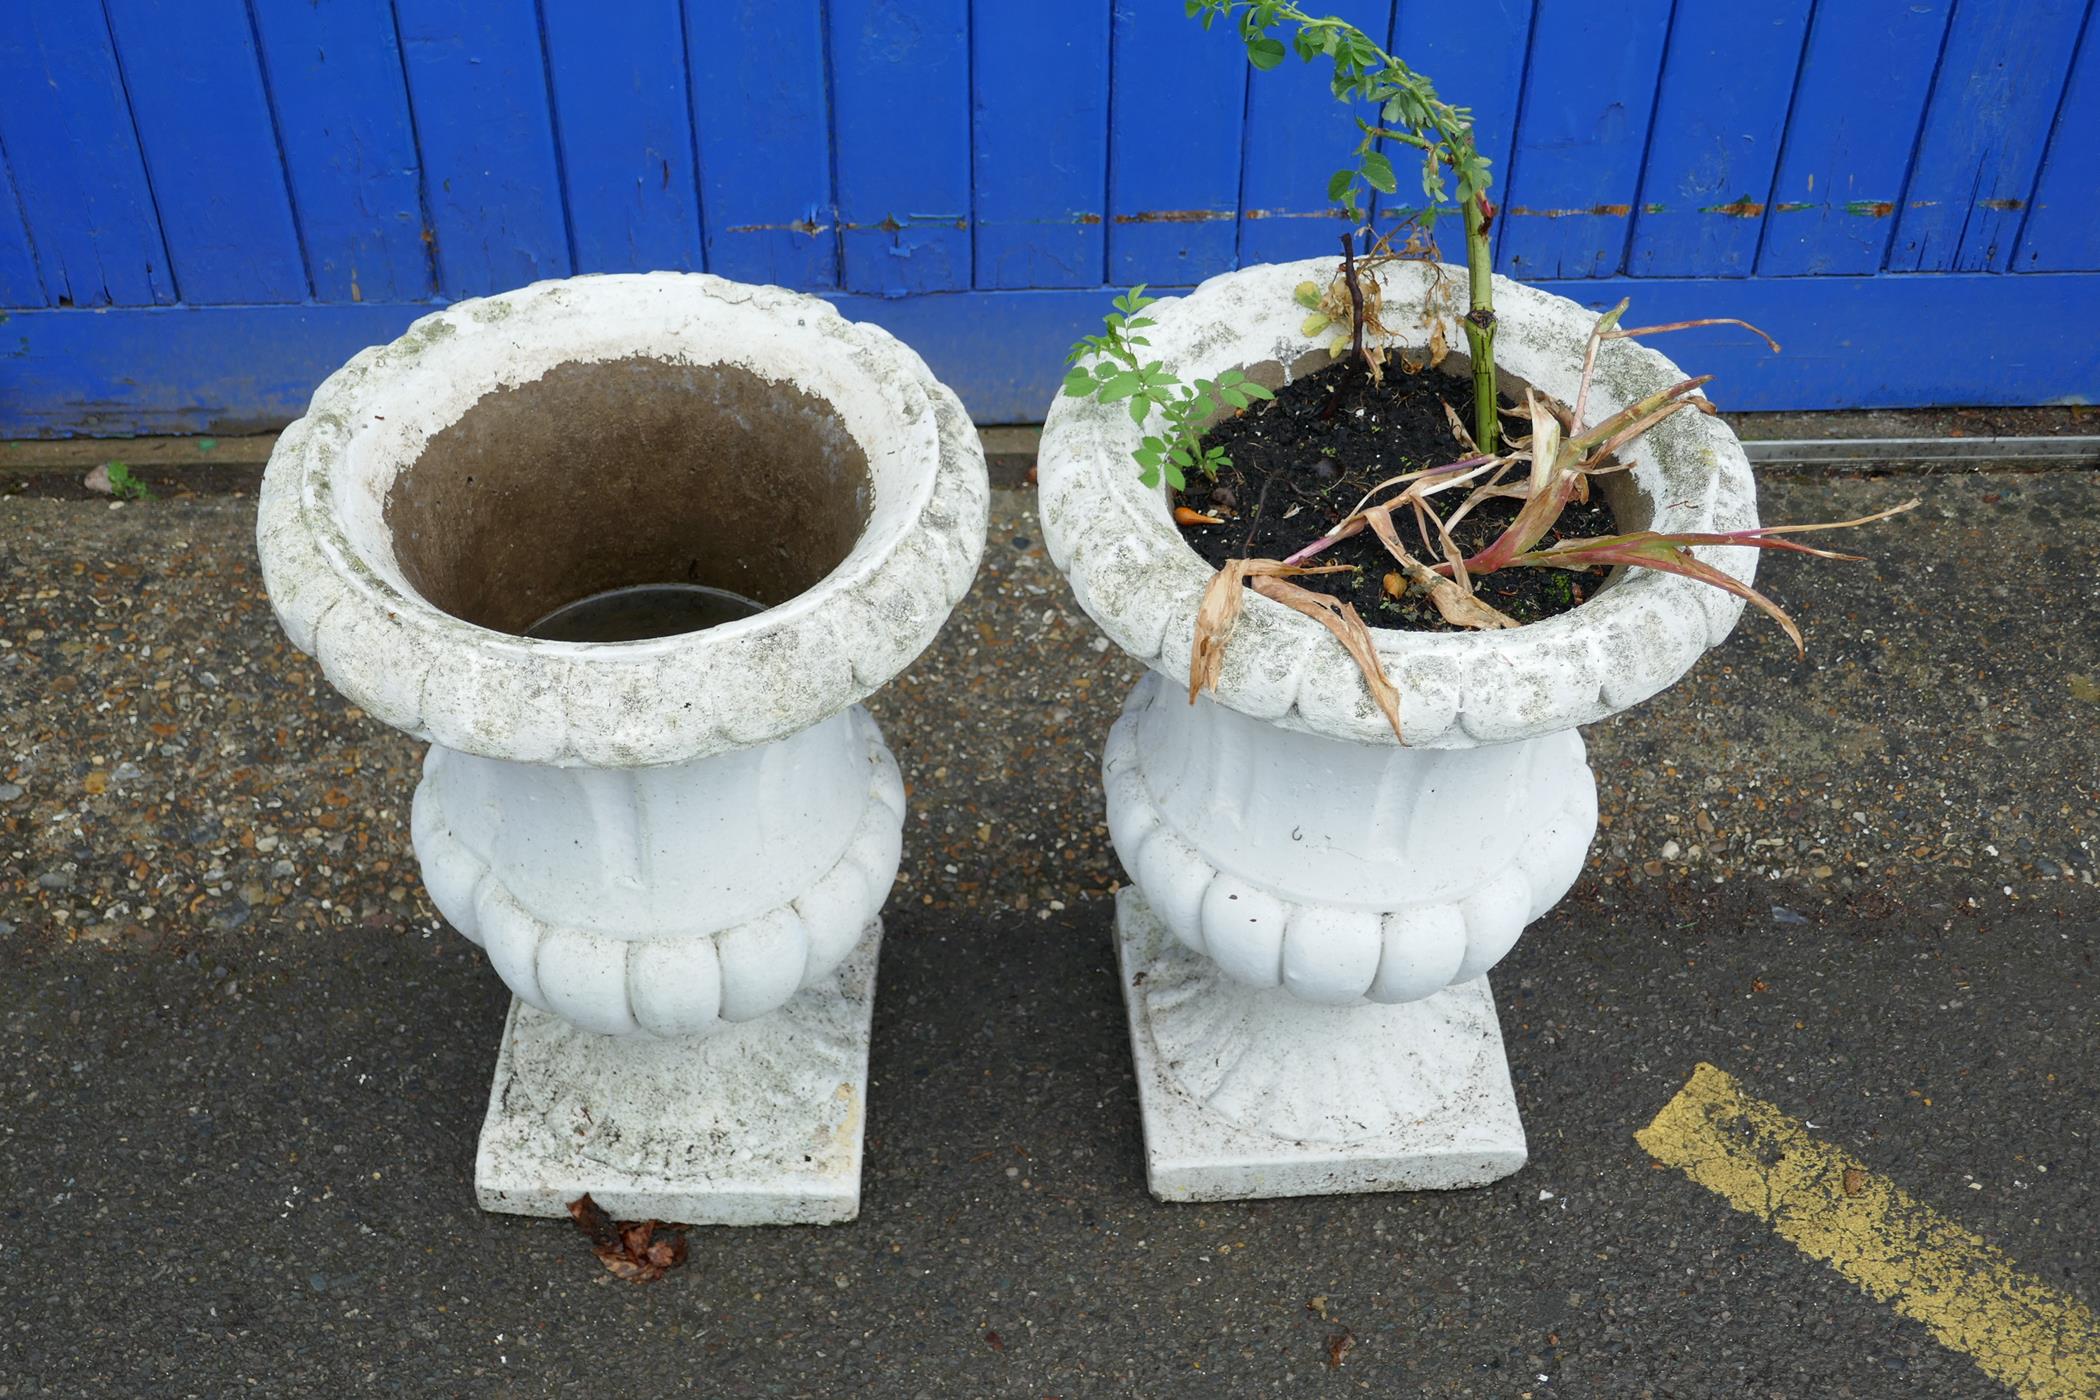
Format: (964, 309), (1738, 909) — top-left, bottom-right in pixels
(1638, 1063), (2100, 1400)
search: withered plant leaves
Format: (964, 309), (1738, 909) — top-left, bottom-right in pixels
(1441, 397), (1478, 454)
(1189, 558), (1402, 741)
(1363, 506), (1519, 632)
(1189, 558), (1344, 701)
(1326, 1329), (1357, 1368)
(1248, 574), (1403, 741)
(566, 1193), (689, 1284)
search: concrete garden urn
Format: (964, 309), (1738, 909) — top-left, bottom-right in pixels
(1037, 259), (1757, 1201)
(256, 274), (987, 1223)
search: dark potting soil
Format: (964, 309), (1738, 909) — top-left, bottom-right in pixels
(1173, 357), (1618, 630)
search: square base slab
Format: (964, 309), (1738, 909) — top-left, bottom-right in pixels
(1115, 889), (1525, 1202)
(475, 924), (880, 1224)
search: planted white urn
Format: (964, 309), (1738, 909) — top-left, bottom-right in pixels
(257, 274), (987, 1222)
(1038, 259), (1758, 1201)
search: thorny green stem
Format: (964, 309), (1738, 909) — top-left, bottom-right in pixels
(1463, 192), (1498, 454)
(1195, 1), (1502, 453)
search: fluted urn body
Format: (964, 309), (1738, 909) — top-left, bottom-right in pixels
(257, 274), (987, 1221)
(1039, 259), (1757, 1200)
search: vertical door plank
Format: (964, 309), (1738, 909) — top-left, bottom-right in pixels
(1237, 0), (1392, 266)
(0, 2), (172, 305)
(393, 1), (571, 298)
(1758, 0), (1954, 276)
(2013, 6), (2100, 271)
(1625, 0), (1813, 279)
(971, 1), (1109, 289)
(1108, 3), (1246, 287)
(249, 0), (431, 303)
(103, 0), (307, 304)
(1385, 0), (1531, 264)
(830, 0), (971, 295)
(1497, 1), (1673, 280)
(1886, 0), (2088, 272)
(687, 0), (836, 289)
(0, 161), (45, 305)
(542, 0), (704, 273)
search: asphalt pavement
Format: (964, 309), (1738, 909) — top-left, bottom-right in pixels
(1, 457), (2095, 1398)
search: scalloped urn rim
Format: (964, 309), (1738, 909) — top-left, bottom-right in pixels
(1037, 258), (1762, 750)
(256, 271), (989, 770)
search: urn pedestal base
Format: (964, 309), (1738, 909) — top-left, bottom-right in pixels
(474, 926), (881, 1224)
(1115, 890), (1525, 1202)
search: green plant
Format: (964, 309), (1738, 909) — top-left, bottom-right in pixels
(1190, 0), (1501, 451)
(1061, 286), (1272, 491)
(103, 461), (151, 501)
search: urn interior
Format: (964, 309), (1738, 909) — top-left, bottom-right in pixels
(382, 357), (875, 637)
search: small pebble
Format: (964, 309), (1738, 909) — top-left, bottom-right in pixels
(1010, 535), (1032, 549)
(270, 860), (296, 879)
(37, 870), (75, 890)
(111, 762), (144, 783)
(1660, 839), (1682, 861)
(1770, 905), (1811, 926)
(0, 783), (22, 802)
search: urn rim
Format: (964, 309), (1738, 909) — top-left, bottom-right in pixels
(1036, 258), (1761, 749)
(257, 273), (988, 768)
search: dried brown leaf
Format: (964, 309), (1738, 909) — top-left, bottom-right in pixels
(1441, 397), (1478, 454)
(1248, 574), (1403, 740)
(1608, 316), (1782, 354)
(566, 1193), (688, 1285)
(1188, 558), (1352, 702)
(1327, 1329), (1357, 1368)
(1364, 507), (1518, 632)
(566, 1193), (619, 1249)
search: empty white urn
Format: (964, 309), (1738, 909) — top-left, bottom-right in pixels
(257, 274), (987, 1222)
(1039, 259), (1758, 1201)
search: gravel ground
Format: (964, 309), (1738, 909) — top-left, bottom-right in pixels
(1, 464), (2095, 1397)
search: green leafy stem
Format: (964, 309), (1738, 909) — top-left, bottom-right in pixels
(1062, 286), (1273, 491)
(1192, 0), (1501, 453)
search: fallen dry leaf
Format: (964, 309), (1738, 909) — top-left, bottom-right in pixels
(567, 1193), (689, 1284)
(1173, 505), (1225, 526)
(1381, 570), (1407, 600)
(984, 1329), (1006, 1351)
(1843, 1166), (1867, 1197)
(1326, 1328), (1356, 1368)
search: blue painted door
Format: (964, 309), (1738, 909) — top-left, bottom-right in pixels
(2, 0), (2095, 433)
